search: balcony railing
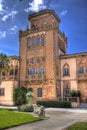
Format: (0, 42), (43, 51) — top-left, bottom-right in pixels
(26, 74), (45, 81)
(77, 74), (87, 80)
(2, 75), (19, 81)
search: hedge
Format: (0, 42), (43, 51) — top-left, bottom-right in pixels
(37, 100), (71, 108)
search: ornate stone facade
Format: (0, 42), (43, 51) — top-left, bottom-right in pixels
(19, 10), (67, 101)
(19, 9), (87, 102)
(1, 9), (87, 105)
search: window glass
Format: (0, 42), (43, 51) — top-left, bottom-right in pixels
(64, 68), (69, 76)
(78, 66), (84, 74)
(31, 59), (34, 64)
(37, 88), (42, 97)
(32, 38), (35, 44)
(40, 67), (44, 74)
(34, 68), (38, 74)
(37, 37), (40, 44)
(64, 88), (70, 96)
(37, 58), (41, 63)
(28, 68), (32, 74)
(28, 39), (32, 47)
(0, 88), (5, 96)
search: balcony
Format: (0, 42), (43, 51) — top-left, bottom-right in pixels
(77, 74), (87, 80)
(26, 74), (45, 81)
(2, 75), (19, 81)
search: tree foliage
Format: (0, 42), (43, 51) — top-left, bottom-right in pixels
(13, 87), (27, 105)
(0, 53), (10, 83)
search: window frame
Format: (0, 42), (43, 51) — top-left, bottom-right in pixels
(78, 66), (84, 74)
(28, 68), (32, 75)
(37, 88), (42, 97)
(0, 88), (5, 96)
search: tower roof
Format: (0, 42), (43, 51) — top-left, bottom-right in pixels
(28, 9), (61, 23)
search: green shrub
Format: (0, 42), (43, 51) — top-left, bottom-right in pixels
(37, 100), (71, 108)
(13, 87), (27, 105)
(18, 104), (34, 112)
(70, 90), (81, 98)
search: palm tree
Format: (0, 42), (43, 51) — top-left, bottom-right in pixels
(0, 53), (10, 84)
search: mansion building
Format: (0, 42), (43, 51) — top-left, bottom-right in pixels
(0, 9), (87, 105)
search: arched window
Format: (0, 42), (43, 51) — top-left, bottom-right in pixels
(37, 37), (40, 44)
(34, 68), (38, 74)
(28, 68), (32, 75)
(37, 88), (42, 97)
(40, 67), (44, 74)
(28, 38), (32, 47)
(78, 66), (84, 74)
(63, 63), (70, 76)
(31, 59), (34, 64)
(37, 58), (41, 63)
(32, 37), (35, 45)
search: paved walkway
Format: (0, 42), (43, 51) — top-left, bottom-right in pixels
(4, 108), (87, 130)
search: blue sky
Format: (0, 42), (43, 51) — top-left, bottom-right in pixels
(0, 0), (87, 56)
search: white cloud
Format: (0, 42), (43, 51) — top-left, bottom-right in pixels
(10, 26), (17, 34)
(11, 26), (17, 31)
(1, 10), (18, 22)
(0, 31), (6, 38)
(25, 0), (46, 12)
(0, 0), (4, 14)
(60, 10), (68, 16)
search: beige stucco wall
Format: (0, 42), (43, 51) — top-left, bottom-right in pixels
(0, 81), (18, 105)
(61, 57), (77, 80)
(60, 57), (78, 97)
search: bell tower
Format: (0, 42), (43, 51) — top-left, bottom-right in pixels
(19, 9), (67, 100)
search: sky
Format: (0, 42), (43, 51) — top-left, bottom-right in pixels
(0, 0), (87, 56)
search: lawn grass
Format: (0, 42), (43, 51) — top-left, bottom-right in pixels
(0, 109), (41, 129)
(67, 122), (87, 130)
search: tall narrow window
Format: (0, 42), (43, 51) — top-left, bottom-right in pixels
(28, 39), (32, 47)
(37, 88), (42, 97)
(0, 88), (5, 96)
(28, 68), (32, 75)
(63, 64), (70, 76)
(40, 67), (44, 74)
(31, 59), (34, 64)
(78, 66), (84, 74)
(34, 68), (38, 74)
(64, 88), (70, 97)
(64, 68), (69, 76)
(37, 37), (40, 44)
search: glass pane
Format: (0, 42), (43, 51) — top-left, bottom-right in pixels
(34, 68), (38, 74)
(28, 69), (32, 74)
(28, 39), (32, 47)
(37, 58), (41, 63)
(31, 59), (34, 64)
(38, 88), (42, 97)
(37, 37), (40, 44)
(40, 68), (44, 74)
